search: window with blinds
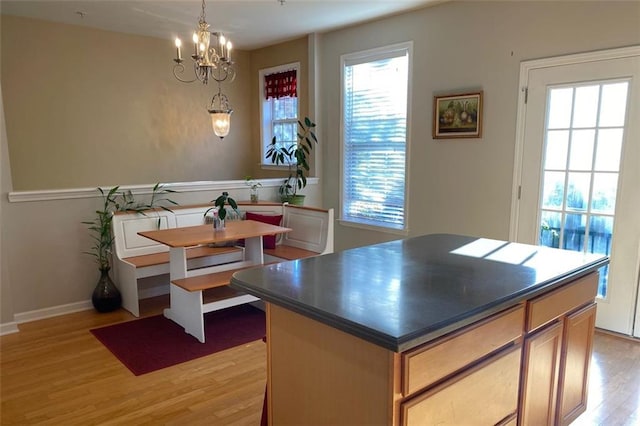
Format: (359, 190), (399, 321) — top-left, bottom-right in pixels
(341, 43), (411, 231)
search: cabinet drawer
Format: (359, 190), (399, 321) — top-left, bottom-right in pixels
(401, 344), (522, 426)
(402, 304), (524, 395)
(527, 273), (598, 332)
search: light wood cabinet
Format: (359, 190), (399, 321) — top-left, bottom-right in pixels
(520, 273), (599, 426)
(265, 273), (599, 425)
(267, 304), (525, 426)
(556, 303), (597, 426)
(519, 321), (564, 425)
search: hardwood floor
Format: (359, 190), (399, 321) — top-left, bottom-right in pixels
(1, 297), (266, 425)
(1, 298), (638, 425)
(573, 331), (640, 426)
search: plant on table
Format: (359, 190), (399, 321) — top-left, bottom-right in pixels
(82, 183), (178, 312)
(265, 116), (317, 205)
(204, 191), (239, 223)
(245, 175), (262, 203)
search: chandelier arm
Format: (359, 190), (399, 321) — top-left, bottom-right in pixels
(227, 68), (237, 83)
(210, 65), (236, 84)
(172, 63), (198, 83)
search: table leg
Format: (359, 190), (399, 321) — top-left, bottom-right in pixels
(245, 236), (264, 264)
(169, 247), (188, 279)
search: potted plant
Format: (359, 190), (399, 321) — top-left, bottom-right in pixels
(83, 184), (177, 312)
(265, 116), (317, 205)
(245, 175), (262, 203)
(204, 191), (239, 229)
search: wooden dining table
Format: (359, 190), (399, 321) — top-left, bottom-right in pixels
(138, 220), (291, 342)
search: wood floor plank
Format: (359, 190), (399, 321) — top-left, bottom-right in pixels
(1, 298), (637, 425)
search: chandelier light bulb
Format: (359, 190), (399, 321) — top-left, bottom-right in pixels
(211, 112), (231, 139)
(175, 38), (182, 61)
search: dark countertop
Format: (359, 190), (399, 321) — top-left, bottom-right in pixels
(230, 234), (608, 352)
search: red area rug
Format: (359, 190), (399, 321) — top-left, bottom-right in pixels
(90, 305), (265, 376)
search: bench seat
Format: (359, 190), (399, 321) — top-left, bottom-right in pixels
(264, 245), (318, 260)
(124, 245), (242, 268)
(171, 266), (253, 292)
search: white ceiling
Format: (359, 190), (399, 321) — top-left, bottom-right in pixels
(0, 0), (443, 50)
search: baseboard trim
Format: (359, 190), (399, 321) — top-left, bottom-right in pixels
(595, 327), (639, 342)
(14, 300), (94, 324)
(0, 322), (20, 336)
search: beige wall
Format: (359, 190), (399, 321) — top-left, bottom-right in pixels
(1, 84), (15, 324)
(1, 1), (639, 323)
(1, 15), (253, 190)
(247, 36), (310, 179)
(319, 0), (640, 251)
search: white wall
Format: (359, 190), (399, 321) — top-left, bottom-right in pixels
(319, 1), (640, 251)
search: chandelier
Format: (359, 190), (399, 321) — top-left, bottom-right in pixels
(172, 0), (236, 138)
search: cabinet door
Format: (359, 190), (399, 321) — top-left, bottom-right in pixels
(519, 321), (563, 425)
(556, 303), (597, 426)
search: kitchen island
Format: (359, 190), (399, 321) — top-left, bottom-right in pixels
(230, 234), (608, 425)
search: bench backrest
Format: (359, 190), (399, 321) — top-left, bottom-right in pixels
(112, 209), (178, 260)
(112, 203), (285, 261)
(281, 205), (334, 255)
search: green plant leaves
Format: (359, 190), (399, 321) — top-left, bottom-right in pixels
(83, 183), (178, 270)
(265, 116), (317, 196)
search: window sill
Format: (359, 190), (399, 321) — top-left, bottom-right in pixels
(260, 164), (292, 171)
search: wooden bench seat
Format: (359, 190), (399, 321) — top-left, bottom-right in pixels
(124, 245), (242, 268)
(172, 262), (280, 292)
(172, 266), (251, 292)
(264, 245), (318, 260)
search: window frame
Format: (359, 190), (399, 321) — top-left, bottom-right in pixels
(339, 42), (412, 234)
(259, 62), (301, 169)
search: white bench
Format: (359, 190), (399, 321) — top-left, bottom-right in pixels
(112, 202), (284, 316)
(264, 204), (334, 261)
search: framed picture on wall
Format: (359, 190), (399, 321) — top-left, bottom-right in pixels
(433, 91), (483, 139)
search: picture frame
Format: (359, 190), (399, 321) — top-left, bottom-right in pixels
(433, 91), (483, 139)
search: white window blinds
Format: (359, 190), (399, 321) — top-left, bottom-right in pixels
(342, 44), (410, 230)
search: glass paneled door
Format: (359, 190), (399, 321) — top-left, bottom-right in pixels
(539, 81), (628, 297)
(513, 48), (640, 336)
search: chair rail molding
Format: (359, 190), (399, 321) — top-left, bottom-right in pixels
(8, 178), (319, 203)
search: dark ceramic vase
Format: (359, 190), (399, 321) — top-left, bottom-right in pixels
(92, 268), (122, 313)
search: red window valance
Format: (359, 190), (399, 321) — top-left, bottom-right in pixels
(264, 69), (297, 100)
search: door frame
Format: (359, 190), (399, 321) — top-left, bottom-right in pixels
(510, 45), (640, 336)
(509, 45), (640, 241)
